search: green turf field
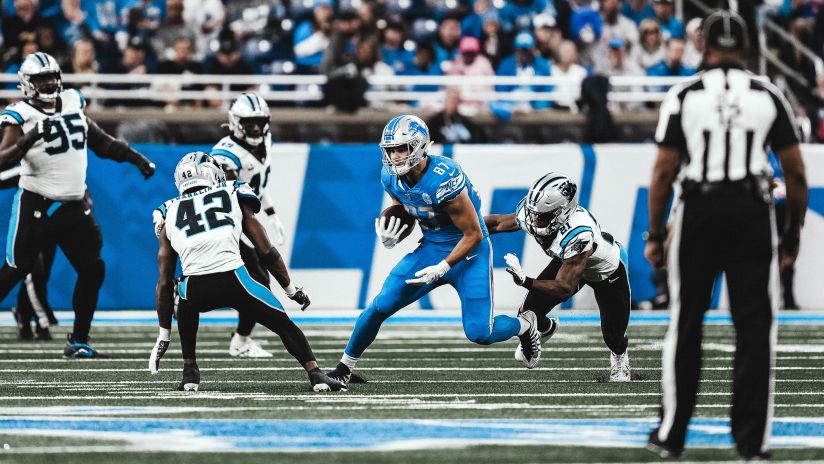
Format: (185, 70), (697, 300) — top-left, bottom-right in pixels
(0, 319), (822, 463)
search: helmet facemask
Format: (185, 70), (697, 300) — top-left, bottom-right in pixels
(237, 116), (270, 146)
(23, 71), (62, 103)
(381, 140), (426, 176)
(379, 115), (432, 176)
(227, 93), (270, 147)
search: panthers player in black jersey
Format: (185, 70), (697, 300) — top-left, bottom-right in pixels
(0, 52), (155, 358)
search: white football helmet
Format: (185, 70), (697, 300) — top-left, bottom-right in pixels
(379, 114), (433, 176)
(18, 52), (62, 102)
(227, 92), (270, 146)
(174, 152), (226, 194)
(521, 172), (578, 236)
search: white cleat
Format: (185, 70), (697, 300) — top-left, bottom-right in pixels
(312, 383), (331, 392)
(516, 317), (558, 364)
(516, 311), (542, 369)
(180, 383), (199, 392)
(609, 349), (631, 382)
(229, 333), (273, 358)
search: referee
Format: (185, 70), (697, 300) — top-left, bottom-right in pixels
(644, 10), (808, 460)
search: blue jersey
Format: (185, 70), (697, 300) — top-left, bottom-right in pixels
(381, 155), (488, 245)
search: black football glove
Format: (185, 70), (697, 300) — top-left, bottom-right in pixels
(136, 155), (156, 179)
(288, 287), (311, 311)
(17, 118), (53, 151)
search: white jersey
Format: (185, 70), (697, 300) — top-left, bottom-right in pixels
(154, 181), (261, 276)
(517, 203), (623, 282)
(210, 134), (277, 245)
(0, 89), (89, 200)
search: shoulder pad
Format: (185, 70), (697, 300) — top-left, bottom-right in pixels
(152, 201), (170, 238)
(60, 89), (85, 112)
(0, 105), (25, 126)
(211, 145), (243, 171)
(432, 161), (466, 204)
(234, 181), (261, 213)
(559, 226), (594, 260)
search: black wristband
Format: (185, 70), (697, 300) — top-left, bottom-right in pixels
(264, 207), (276, 216)
(643, 231), (666, 243)
(260, 247), (281, 267)
(523, 277), (534, 289)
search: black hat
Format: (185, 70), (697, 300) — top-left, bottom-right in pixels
(703, 9), (748, 51)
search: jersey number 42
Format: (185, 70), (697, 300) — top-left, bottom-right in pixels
(176, 190), (234, 237)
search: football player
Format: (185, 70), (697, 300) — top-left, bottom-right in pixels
(0, 52), (155, 357)
(484, 172), (632, 381)
(326, 115), (541, 385)
(209, 93), (287, 358)
(149, 152), (343, 392)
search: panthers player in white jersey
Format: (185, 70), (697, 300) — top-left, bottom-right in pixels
(210, 93), (287, 358)
(0, 52), (155, 357)
(149, 152), (343, 392)
(485, 172), (632, 381)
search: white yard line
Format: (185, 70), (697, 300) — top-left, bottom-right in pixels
(0, 366), (822, 373)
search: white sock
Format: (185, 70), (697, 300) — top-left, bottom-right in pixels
(341, 354), (359, 370)
(232, 333), (249, 345)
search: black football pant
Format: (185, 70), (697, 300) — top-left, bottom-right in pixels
(519, 258), (631, 355)
(0, 189), (104, 342)
(176, 266), (314, 366)
(16, 240), (58, 329)
(234, 242), (271, 337)
(654, 194), (775, 456)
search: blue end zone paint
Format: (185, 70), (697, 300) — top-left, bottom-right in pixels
(0, 417), (821, 451)
(578, 145), (596, 209)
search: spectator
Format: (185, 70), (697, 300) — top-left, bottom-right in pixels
(499, 0), (557, 34)
(433, 12), (461, 66)
(355, 35), (394, 79)
(461, 0), (492, 39)
(551, 39), (588, 111)
(646, 37), (693, 77)
(125, 0), (164, 42)
(2, 0), (47, 61)
(480, 9), (512, 68)
(157, 36), (201, 75)
(152, 0), (197, 62)
(652, 0), (684, 40)
(321, 9), (368, 112)
(621, 0), (654, 26)
(183, 0), (224, 61)
(106, 35), (154, 107)
(401, 41), (442, 96)
(380, 19), (414, 74)
(804, 72), (824, 143)
(320, 9), (363, 75)
(55, 0), (101, 45)
(682, 17), (702, 69)
(533, 13), (562, 62)
(569, 0), (602, 65)
(67, 36), (98, 74)
(595, 37), (644, 112)
(630, 18), (665, 71)
(3, 40), (39, 91)
(202, 35), (254, 86)
(293, 4), (334, 74)
(495, 31), (553, 112)
(445, 36), (495, 114)
(596, 0), (640, 60)
(35, 25), (68, 68)
(357, 1), (378, 38)
(427, 87), (483, 144)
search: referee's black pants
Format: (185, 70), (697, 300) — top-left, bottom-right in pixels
(655, 193), (776, 456)
(0, 189), (104, 342)
(176, 266), (315, 367)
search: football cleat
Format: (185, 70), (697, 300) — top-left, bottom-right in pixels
(309, 368), (346, 392)
(177, 363), (201, 392)
(515, 317), (558, 364)
(646, 430), (683, 459)
(34, 325), (52, 341)
(516, 311), (542, 369)
(12, 307), (33, 340)
(609, 349), (631, 382)
(63, 334), (107, 358)
(326, 362), (352, 385)
(229, 333), (273, 358)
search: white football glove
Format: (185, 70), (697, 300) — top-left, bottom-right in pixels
(375, 215), (409, 249)
(267, 212), (286, 247)
(149, 327), (171, 375)
(504, 253), (526, 286)
(406, 260), (451, 286)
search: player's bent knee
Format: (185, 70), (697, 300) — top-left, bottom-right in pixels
(464, 324), (494, 345)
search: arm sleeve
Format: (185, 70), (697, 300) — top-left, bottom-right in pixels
(766, 88), (800, 152)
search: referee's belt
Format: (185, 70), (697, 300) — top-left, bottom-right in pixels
(681, 177), (771, 199)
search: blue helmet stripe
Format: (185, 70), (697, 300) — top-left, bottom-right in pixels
(245, 94), (257, 111)
(384, 115), (404, 138)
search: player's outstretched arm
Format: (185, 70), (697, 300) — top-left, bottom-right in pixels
(775, 143), (807, 270)
(505, 251), (591, 301)
(87, 118), (155, 179)
(484, 213), (520, 234)
(151, 226), (177, 374)
(406, 190), (481, 286)
(0, 122), (50, 169)
(240, 202), (310, 310)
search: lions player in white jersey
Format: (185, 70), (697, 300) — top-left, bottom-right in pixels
(210, 93), (287, 358)
(0, 52), (155, 357)
(149, 152), (343, 392)
(485, 172), (632, 381)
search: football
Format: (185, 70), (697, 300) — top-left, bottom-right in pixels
(380, 204), (416, 241)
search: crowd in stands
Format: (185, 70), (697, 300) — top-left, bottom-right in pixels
(0, 0), (822, 140)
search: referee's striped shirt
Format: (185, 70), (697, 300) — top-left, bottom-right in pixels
(655, 64), (800, 184)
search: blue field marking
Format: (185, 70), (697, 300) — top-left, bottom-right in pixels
(0, 417), (821, 451)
